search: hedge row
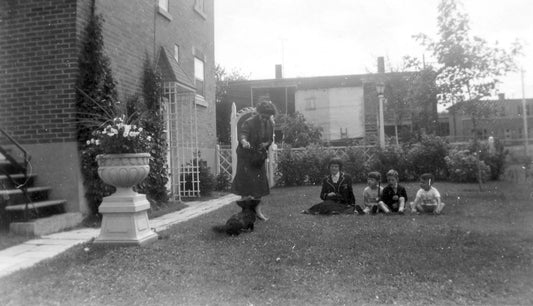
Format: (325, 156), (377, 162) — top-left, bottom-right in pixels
(275, 135), (506, 186)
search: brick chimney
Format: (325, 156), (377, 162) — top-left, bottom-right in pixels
(275, 64), (283, 79)
(377, 57), (385, 73)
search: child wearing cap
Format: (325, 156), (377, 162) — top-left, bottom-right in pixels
(410, 173), (445, 214)
(381, 169), (408, 214)
(360, 171), (388, 214)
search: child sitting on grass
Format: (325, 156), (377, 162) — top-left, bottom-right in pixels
(301, 158), (357, 215)
(410, 173), (445, 214)
(381, 169), (408, 214)
(360, 171), (388, 214)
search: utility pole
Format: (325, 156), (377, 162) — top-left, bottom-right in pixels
(522, 68), (529, 156)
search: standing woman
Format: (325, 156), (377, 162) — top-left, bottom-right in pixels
(231, 100), (276, 221)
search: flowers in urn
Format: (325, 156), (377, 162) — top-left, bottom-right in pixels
(87, 115), (152, 154)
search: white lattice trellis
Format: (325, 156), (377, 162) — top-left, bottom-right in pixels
(163, 82), (200, 199)
(216, 145), (232, 177)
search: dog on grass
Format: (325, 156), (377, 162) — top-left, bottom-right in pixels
(212, 199), (259, 236)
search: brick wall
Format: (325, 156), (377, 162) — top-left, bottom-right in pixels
(94, 0), (155, 102)
(94, 0), (216, 153)
(0, 0), (79, 144)
(155, 0), (216, 151)
(363, 81), (379, 145)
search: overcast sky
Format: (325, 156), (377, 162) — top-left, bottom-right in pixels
(215, 0), (533, 99)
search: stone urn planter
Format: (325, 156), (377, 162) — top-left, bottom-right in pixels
(94, 153), (158, 245)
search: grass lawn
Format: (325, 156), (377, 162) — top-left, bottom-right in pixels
(0, 181), (532, 305)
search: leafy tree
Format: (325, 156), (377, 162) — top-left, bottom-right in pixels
(383, 74), (410, 145)
(402, 57), (440, 136)
(215, 64), (249, 144)
(277, 112), (322, 148)
(415, 0), (521, 134)
(414, 0), (521, 189)
(382, 57), (439, 143)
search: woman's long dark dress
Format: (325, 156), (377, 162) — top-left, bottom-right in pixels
(305, 172), (356, 215)
(231, 114), (274, 198)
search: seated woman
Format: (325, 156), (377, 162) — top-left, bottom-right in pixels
(301, 158), (358, 215)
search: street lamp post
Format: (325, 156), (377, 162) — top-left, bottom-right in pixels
(376, 81), (386, 148)
(521, 69), (529, 156)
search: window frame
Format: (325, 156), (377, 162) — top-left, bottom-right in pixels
(159, 0), (169, 12)
(194, 0), (207, 19)
(174, 44), (180, 63)
(194, 56), (205, 98)
(157, 0), (172, 20)
(305, 97), (316, 111)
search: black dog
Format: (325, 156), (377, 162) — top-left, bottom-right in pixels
(212, 199), (259, 236)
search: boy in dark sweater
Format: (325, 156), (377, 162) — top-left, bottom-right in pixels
(381, 169), (408, 214)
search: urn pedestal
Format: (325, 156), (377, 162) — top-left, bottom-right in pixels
(94, 153), (158, 245)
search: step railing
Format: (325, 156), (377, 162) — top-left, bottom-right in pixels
(0, 127), (32, 220)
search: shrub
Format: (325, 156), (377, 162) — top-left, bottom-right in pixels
(198, 159), (216, 196)
(80, 146), (115, 214)
(136, 63), (169, 204)
(180, 158), (215, 197)
(342, 146), (372, 183)
(276, 146), (334, 186)
(215, 173), (232, 191)
(369, 145), (410, 181)
(303, 146), (335, 185)
(406, 134), (449, 179)
(76, 14), (117, 215)
(445, 149), (491, 183)
(474, 139), (507, 180)
(276, 149), (307, 187)
(276, 146), (373, 186)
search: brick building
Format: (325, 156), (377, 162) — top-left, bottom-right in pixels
(448, 94), (533, 144)
(224, 64), (418, 145)
(0, 0), (215, 213)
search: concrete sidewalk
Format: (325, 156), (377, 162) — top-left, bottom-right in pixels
(0, 193), (239, 279)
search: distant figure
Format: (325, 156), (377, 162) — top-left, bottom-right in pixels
(301, 158), (357, 215)
(381, 169), (408, 214)
(410, 173), (445, 214)
(488, 136), (495, 154)
(231, 100), (276, 221)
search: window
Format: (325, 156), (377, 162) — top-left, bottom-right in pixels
(517, 105), (522, 116)
(340, 128), (348, 139)
(194, 0), (206, 18)
(305, 97), (316, 110)
(157, 0), (172, 20)
(174, 44), (179, 63)
(505, 129), (511, 139)
(194, 57), (205, 97)
(159, 0), (169, 11)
